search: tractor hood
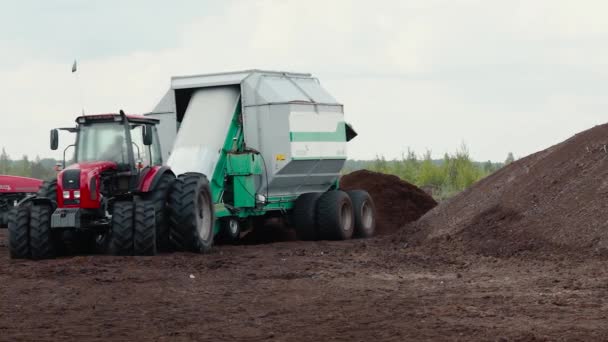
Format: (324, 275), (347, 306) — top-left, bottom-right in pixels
(57, 161), (118, 209)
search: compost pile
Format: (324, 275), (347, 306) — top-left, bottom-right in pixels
(340, 170), (437, 235)
(405, 123), (608, 257)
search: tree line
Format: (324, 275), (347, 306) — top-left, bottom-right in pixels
(0, 148), (58, 181)
(344, 144), (515, 200)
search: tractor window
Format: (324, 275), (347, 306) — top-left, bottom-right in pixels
(76, 123), (129, 164)
(130, 125), (162, 167)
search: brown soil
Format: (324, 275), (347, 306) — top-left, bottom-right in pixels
(403, 123), (608, 258)
(2, 230), (608, 341)
(340, 170), (437, 235)
(3, 126), (608, 341)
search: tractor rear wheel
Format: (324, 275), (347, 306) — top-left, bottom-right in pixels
(8, 206), (31, 259)
(169, 173), (215, 253)
(109, 201), (134, 256)
(347, 190), (376, 238)
(144, 173), (174, 252)
(29, 204), (56, 260)
(292, 192), (322, 241)
(134, 200), (156, 256)
(38, 179), (57, 201)
(316, 190), (355, 241)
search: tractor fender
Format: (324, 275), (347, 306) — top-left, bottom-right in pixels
(139, 166), (175, 193)
(17, 195), (56, 210)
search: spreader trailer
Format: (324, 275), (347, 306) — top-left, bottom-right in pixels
(149, 69), (376, 248)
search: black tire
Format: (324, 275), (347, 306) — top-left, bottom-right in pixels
(38, 179), (57, 200)
(143, 172), (174, 252)
(109, 201), (134, 256)
(29, 204), (55, 260)
(134, 200), (157, 256)
(169, 173), (215, 253)
(0, 210), (8, 228)
(316, 190), (355, 241)
(8, 206), (30, 259)
(218, 217), (241, 243)
(347, 190), (376, 238)
(292, 192), (322, 241)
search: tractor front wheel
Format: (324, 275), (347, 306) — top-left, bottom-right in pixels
(108, 201), (134, 256)
(144, 173), (174, 252)
(134, 200), (157, 256)
(29, 204), (56, 260)
(8, 206), (31, 259)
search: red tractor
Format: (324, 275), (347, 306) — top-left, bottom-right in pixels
(8, 111), (214, 259)
(0, 175), (43, 226)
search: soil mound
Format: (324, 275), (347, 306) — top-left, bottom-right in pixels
(404, 123), (608, 257)
(340, 170), (437, 235)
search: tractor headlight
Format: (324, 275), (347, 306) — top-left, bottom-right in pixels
(63, 191), (70, 199)
(73, 190), (81, 199)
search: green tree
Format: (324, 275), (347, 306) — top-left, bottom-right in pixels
(505, 152), (515, 165)
(0, 148), (10, 174)
(418, 150), (443, 188)
(30, 156), (51, 180)
(14, 155), (31, 177)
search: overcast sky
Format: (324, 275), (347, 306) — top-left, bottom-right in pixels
(1, 0), (607, 162)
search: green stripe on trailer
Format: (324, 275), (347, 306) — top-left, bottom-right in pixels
(289, 122), (347, 142)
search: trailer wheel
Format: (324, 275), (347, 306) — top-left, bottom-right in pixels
(169, 173), (215, 253)
(38, 179), (57, 200)
(316, 190), (354, 241)
(29, 204), (55, 260)
(8, 206), (31, 259)
(219, 217), (241, 243)
(144, 173), (174, 252)
(347, 190), (376, 238)
(134, 200), (157, 256)
(109, 201), (134, 256)
(292, 192), (322, 241)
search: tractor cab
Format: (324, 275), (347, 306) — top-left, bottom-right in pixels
(52, 111), (162, 172)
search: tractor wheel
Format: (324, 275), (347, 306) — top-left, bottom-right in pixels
(134, 200), (156, 256)
(144, 173), (174, 252)
(292, 192), (322, 241)
(38, 179), (57, 200)
(0, 210), (7, 227)
(316, 190), (355, 241)
(29, 204), (56, 260)
(108, 201), (134, 256)
(169, 173), (215, 253)
(347, 190), (376, 238)
(218, 217), (241, 243)
(8, 206), (31, 259)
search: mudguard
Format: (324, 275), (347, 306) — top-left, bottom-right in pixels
(138, 166), (175, 193)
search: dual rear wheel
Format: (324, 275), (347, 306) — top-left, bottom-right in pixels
(293, 190), (376, 241)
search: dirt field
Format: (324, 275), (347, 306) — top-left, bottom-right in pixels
(4, 125), (608, 341)
(1, 229), (607, 341)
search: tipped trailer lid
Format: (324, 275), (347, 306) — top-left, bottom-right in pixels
(147, 69), (356, 198)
